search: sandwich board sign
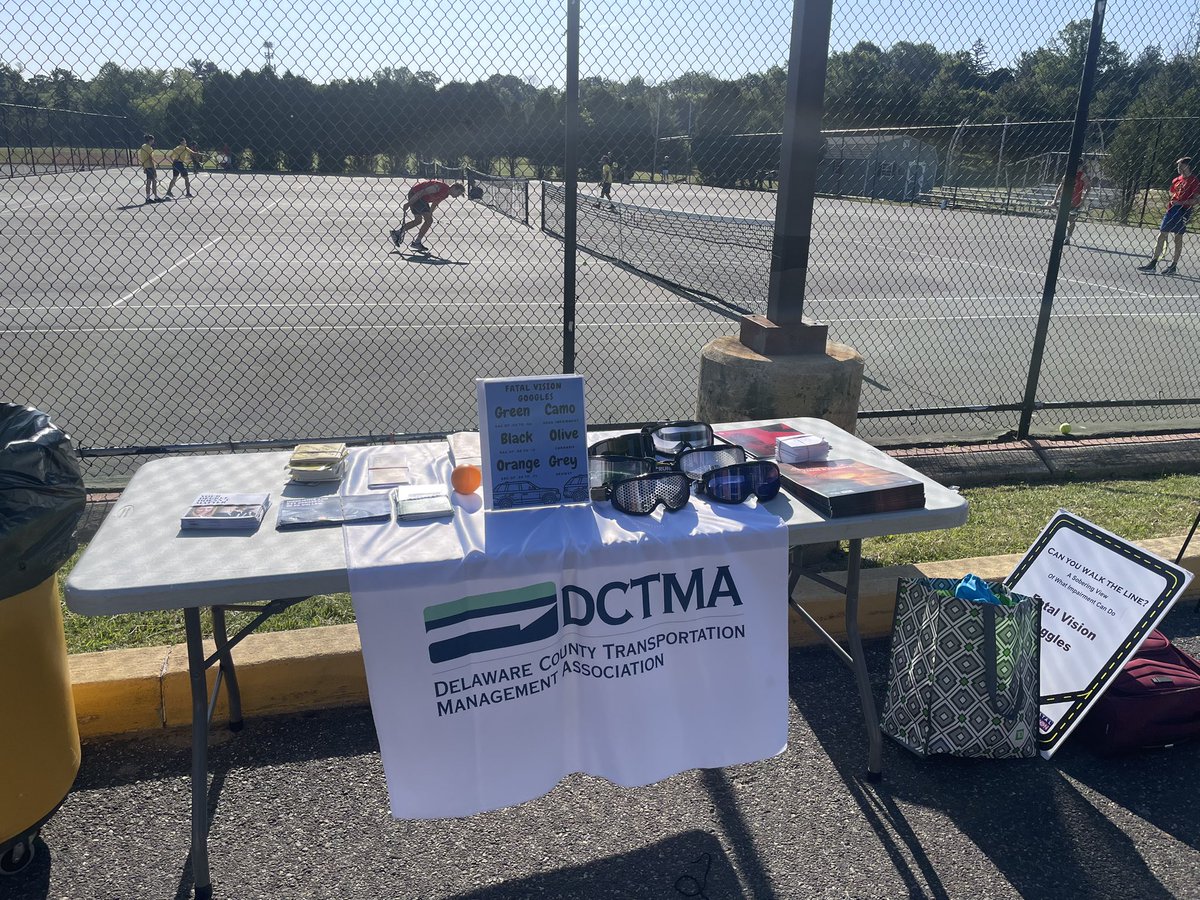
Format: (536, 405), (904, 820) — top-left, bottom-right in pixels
(476, 375), (589, 511)
(1007, 511), (1192, 757)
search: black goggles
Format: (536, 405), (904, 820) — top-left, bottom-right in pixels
(641, 421), (714, 457)
(698, 461), (782, 504)
(677, 444), (746, 481)
(588, 432), (656, 459)
(607, 471), (691, 516)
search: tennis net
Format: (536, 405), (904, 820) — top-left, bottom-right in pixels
(467, 169), (530, 226)
(539, 182), (771, 311)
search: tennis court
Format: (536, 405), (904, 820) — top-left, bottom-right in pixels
(5, 166), (1199, 479)
(555, 178), (1200, 438)
(2, 168), (743, 478)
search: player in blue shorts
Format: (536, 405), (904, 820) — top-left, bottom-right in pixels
(1138, 157), (1199, 275)
(164, 136), (200, 199)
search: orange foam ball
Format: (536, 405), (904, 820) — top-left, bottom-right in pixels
(450, 464), (482, 495)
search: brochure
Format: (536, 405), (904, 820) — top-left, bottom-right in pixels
(181, 492), (271, 530)
(391, 485), (454, 521)
(276, 494), (392, 529)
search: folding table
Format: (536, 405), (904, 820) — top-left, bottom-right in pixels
(65, 417), (967, 899)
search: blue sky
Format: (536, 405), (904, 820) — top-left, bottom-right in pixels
(3, 0), (1196, 85)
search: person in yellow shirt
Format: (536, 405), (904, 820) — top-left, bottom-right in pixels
(137, 134), (160, 204)
(164, 135), (199, 199)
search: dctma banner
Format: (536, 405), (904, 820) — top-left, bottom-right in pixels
(344, 450), (788, 819)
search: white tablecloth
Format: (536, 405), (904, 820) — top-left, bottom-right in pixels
(341, 442), (790, 819)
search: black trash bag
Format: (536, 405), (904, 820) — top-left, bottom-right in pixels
(0, 404), (86, 599)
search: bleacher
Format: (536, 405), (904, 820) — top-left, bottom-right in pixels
(928, 183), (1121, 218)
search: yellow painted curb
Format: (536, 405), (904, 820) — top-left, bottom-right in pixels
(68, 537), (1200, 737)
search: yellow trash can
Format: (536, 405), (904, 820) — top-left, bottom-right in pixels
(0, 403), (85, 875)
(0, 576), (80, 873)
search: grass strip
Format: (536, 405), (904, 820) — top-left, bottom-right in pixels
(58, 474), (1200, 654)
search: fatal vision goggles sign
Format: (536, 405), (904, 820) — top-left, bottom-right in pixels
(476, 375), (589, 510)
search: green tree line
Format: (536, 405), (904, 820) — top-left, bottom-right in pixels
(2, 20), (1197, 217)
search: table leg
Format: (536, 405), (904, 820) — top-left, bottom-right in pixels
(184, 607), (214, 900)
(211, 605), (244, 732)
(844, 539), (883, 781)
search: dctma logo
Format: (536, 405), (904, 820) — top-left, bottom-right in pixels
(424, 582), (558, 664)
(424, 566), (743, 664)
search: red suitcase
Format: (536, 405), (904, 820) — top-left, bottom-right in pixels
(1076, 630), (1200, 754)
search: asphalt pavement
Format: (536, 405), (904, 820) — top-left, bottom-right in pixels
(10, 608), (1200, 900)
(10, 431), (1200, 899)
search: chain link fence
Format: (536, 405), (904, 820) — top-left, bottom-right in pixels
(3, 0), (1199, 480)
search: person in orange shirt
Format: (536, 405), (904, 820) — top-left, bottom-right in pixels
(1138, 156), (1199, 275)
(1049, 160), (1090, 245)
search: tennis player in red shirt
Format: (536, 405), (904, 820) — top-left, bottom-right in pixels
(389, 179), (465, 253)
(1138, 157), (1199, 275)
(1049, 161), (1091, 245)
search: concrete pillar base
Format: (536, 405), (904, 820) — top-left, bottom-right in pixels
(697, 334), (865, 563)
(696, 335), (865, 433)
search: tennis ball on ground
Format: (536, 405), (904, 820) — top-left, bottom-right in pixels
(451, 464), (482, 495)
(1059, 423), (1072, 435)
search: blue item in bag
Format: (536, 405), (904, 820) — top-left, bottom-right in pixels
(954, 574), (1003, 605)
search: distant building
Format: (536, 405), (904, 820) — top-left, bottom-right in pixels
(818, 135), (939, 202)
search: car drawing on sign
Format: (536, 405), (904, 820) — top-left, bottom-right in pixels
(493, 480), (561, 508)
(562, 475), (589, 502)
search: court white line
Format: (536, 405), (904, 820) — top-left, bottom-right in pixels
(112, 238), (223, 307)
(926, 253), (1152, 298)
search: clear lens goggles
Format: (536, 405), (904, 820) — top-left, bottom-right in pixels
(588, 454), (659, 490)
(641, 421), (714, 457)
(677, 444), (746, 481)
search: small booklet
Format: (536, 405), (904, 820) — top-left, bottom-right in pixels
(275, 494), (392, 529)
(714, 422), (803, 459)
(390, 485), (454, 521)
(368, 450), (411, 489)
(181, 492), (271, 530)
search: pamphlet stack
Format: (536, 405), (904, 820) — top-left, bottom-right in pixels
(776, 433), (830, 465)
(288, 443), (348, 483)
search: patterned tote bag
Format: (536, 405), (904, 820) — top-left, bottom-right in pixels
(881, 577), (1041, 759)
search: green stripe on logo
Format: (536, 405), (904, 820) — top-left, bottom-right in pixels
(424, 581), (558, 624)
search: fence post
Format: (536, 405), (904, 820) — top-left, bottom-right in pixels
(764, 0), (835, 329)
(1017, 0), (1107, 439)
(562, 0), (579, 375)
(1138, 119), (1162, 228)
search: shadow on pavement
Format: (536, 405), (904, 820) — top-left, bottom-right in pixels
(787, 605), (1200, 900)
(445, 830), (743, 900)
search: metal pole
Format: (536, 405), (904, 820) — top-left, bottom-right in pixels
(996, 116), (1008, 185)
(765, 0), (834, 326)
(1139, 119), (1161, 228)
(652, 93), (660, 183)
(1017, 0), (1107, 439)
(563, 0), (579, 374)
